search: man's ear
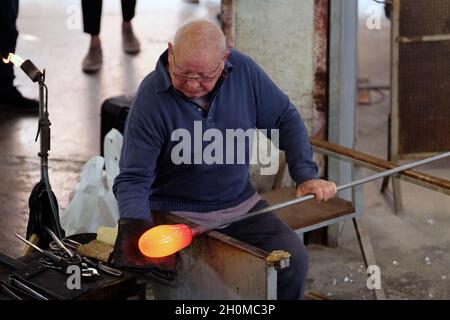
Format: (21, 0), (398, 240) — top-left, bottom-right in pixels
(223, 49), (230, 61)
(167, 43), (174, 68)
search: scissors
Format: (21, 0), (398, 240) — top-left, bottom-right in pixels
(47, 231), (122, 277)
(44, 227), (82, 265)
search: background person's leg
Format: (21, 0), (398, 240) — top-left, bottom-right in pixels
(219, 200), (309, 300)
(121, 0), (140, 54)
(82, 0), (102, 36)
(0, 0), (19, 95)
(121, 0), (136, 22)
(0, 0), (38, 110)
(81, 0), (103, 73)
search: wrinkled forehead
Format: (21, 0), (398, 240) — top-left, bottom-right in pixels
(172, 45), (224, 73)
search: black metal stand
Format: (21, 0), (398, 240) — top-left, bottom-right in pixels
(35, 71), (63, 239)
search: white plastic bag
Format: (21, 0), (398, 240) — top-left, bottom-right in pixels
(103, 128), (123, 227)
(61, 129), (123, 236)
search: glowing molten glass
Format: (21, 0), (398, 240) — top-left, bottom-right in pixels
(138, 224), (193, 258)
(2, 53), (24, 66)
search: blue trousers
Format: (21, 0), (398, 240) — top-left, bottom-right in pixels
(218, 200), (309, 300)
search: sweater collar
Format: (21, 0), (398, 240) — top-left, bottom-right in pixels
(155, 49), (234, 93)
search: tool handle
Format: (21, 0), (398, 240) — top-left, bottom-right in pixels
(42, 250), (63, 264)
(83, 257), (122, 277)
(97, 263), (123, 277)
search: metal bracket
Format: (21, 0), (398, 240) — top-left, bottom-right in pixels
(265, 250), (291, 271)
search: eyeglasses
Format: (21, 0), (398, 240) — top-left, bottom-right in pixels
(170, 54), (222, 83)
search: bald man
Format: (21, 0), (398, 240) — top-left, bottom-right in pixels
(111, 19), (336, 300)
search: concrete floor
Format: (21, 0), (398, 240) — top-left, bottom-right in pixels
(0, 0), (449, 300)
(307, 0), (450, 300)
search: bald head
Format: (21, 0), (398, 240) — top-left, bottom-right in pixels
(172, 19), (227, 58)
(167, 19), (229, 99)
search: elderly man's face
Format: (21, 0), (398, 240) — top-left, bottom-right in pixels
(168, 44), (227, 99)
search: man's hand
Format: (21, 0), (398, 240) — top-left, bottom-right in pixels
(296, 179), (337, 202)
(110, 218), (177, 280)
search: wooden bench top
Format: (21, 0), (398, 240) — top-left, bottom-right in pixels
(261, 187), (355, 230)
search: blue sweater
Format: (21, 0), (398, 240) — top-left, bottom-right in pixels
(113, 49), (318, 221)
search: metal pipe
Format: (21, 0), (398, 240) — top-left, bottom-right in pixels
(192, 152), (450, 236)
(9, 278), (49, 301)
(358, 84), (390, 90)
(397, 34), (450, 44)
(311, 138), (450, 196)
(37, 73), (62, 239)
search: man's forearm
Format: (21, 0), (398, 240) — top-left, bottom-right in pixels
(114, 178), (153, 221)
(278, 106), (318, 184)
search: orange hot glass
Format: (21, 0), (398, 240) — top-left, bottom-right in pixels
(138, 224), (193, 258)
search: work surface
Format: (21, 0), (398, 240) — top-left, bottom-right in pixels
(0, 234), (139, 300)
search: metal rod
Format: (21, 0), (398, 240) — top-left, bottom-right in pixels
(397, 33), (450, 44)
(14, 233), (64, 264)
(192, 152), (450, 236)
(14, 233), (43, 253)
(0, 252), (26, 270)
(358, 84), (390, 90)
(38, 77), (46, 179)
(44, 227), (74, 258)
(9, 278), (49, 301)
(38, 74), (63, 239)
(0, 281), (23, 300)
(311, 139), (450, 196)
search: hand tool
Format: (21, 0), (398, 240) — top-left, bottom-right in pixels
(0, 280), (23, 300)
(0, 251), (26, 270)
(14, 233), (65, 265)
(48, 237), (122, 277)
(9, 277), (49, 300)
(82, 257), (122, 277)
(45, 226), (74, 258)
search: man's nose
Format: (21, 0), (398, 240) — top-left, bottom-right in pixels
(185, 79), (200, 89)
